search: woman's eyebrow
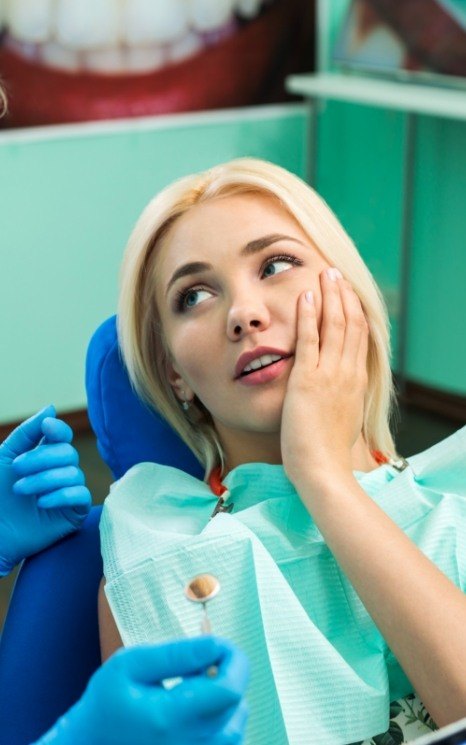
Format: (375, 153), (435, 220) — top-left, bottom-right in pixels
(165, 233), (304, 295)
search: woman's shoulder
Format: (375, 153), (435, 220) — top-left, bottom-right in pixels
(112, 460), (188, 486)
(102, 461), (214, 521)
(407, 425), (466, 496)
(110, 461), (205, 494)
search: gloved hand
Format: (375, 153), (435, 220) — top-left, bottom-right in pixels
(37, 636), (250, 745)
(0, 405), (92, 576)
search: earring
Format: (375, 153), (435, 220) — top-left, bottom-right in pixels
(181, 391), (191, 411)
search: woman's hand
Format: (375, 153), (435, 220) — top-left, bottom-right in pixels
(280, 268), (369, 490)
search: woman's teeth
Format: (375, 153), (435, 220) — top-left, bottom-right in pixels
(1, 0), (270, 75)
(6, 0), (53, 43)
(56, 0), (121, 49)
(168, 31), (203, 64)
(123, 0), (189, 46)
(186, 0), (235, 33)
(235, 0), (263, 19)
(242, 354), (283, 374)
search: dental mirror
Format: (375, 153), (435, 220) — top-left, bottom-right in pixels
(185, 574), (221, 677)
(184, 574), (220, 633)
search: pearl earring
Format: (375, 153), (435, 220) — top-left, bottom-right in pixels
(181, 392), (190, 411)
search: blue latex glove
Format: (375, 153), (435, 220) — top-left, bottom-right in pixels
(37, 636), (250, 745)
(0, 405), (92, 576)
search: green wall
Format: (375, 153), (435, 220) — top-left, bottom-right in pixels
(317, 101), (405, 370)
(407, 116), (466, 394)
(315, 0), (466, 393)
(0, 105), (309, 423)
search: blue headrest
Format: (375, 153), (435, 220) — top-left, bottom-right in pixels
(85, 315), (203, 480)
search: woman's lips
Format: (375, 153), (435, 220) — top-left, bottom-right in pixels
(237, 356), (291, 386)
(0, 0), (313, 128)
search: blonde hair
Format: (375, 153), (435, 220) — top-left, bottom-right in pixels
(118, 158), (400, 480)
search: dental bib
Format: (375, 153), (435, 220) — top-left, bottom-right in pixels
(100, 427), (466, 745)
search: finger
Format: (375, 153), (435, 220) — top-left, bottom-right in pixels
(37, 485), (92, 512)
(173, 642), (249, 718)
(339, 280), (369, 370)
(114, 636), (230, 685)
(41, 417), (73, 445)
(210, 639), (250, 701)
(194, 700), (249, 744)
(209, 700), (249, 745)
(13, 465), (84, 496)
(318, 268), (346, 370)
(293, 290), (319, 371)
(12, 443), (79, 477)
(356, 316), (370, 382)
(0, 405), (56, 460)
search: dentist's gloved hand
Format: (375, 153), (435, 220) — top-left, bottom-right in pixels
(37, 636), (250, 745)
(0, 405), (92, 576)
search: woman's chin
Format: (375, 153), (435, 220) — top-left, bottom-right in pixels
(0, 0), (313, 128)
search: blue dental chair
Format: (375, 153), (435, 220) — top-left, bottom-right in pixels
(0, 315), (203, 745)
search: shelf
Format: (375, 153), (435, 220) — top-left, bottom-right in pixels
(286, 73), (466, 121)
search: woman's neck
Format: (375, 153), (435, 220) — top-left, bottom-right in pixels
(351, 434), (381, 472)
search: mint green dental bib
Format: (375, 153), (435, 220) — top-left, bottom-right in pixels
(100, 428), (466, 745)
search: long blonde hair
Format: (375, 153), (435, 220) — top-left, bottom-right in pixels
(118, 158), (400, 480)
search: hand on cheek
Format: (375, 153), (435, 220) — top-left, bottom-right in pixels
(281, 268), (369, 490)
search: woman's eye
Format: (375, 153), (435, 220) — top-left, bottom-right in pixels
(262, 255), (302, 278)
(176, 287), (212, 312)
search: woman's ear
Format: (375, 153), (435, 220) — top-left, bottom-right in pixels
(165, 359), (194, 404)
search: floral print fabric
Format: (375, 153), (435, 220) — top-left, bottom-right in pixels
(351, 693), (437, 744)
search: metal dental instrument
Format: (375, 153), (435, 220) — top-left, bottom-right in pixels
(184, 574), (221, 677)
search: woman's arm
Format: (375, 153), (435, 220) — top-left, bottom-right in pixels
(280, 274), (466, 727)
(296, 469), (466, 728)
(98, 578), (124, 662)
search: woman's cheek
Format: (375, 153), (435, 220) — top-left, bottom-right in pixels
(173, 345), (212, 392)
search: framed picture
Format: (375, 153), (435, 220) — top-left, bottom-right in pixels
(333, 0), (466, 87)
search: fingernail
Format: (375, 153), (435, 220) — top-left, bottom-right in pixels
(305, 290), (314, 304)
(36, 404), (54, 417)
(326, 268), (342, 281)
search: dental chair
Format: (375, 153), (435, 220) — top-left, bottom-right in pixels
(0, 315), (203, 745)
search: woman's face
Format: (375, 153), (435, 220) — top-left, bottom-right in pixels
(156, 193), (332, 449)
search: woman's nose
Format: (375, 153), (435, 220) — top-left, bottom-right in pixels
(226, 299), (270, 340)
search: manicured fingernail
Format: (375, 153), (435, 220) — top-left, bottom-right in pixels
(305, 290), (314, 304)
(326, 267), (342, 281)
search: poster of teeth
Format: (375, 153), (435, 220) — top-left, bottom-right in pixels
(0, 0), (314, 129)
(334, 0), (466, 84)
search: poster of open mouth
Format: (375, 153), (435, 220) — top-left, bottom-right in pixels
(334, 0), (466, 84)
(0, 0), (314, 129)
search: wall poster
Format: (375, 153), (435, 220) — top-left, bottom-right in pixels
(0, 0), (314, 129)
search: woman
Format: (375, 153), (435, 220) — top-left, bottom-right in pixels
(99, 158), (466, 744)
